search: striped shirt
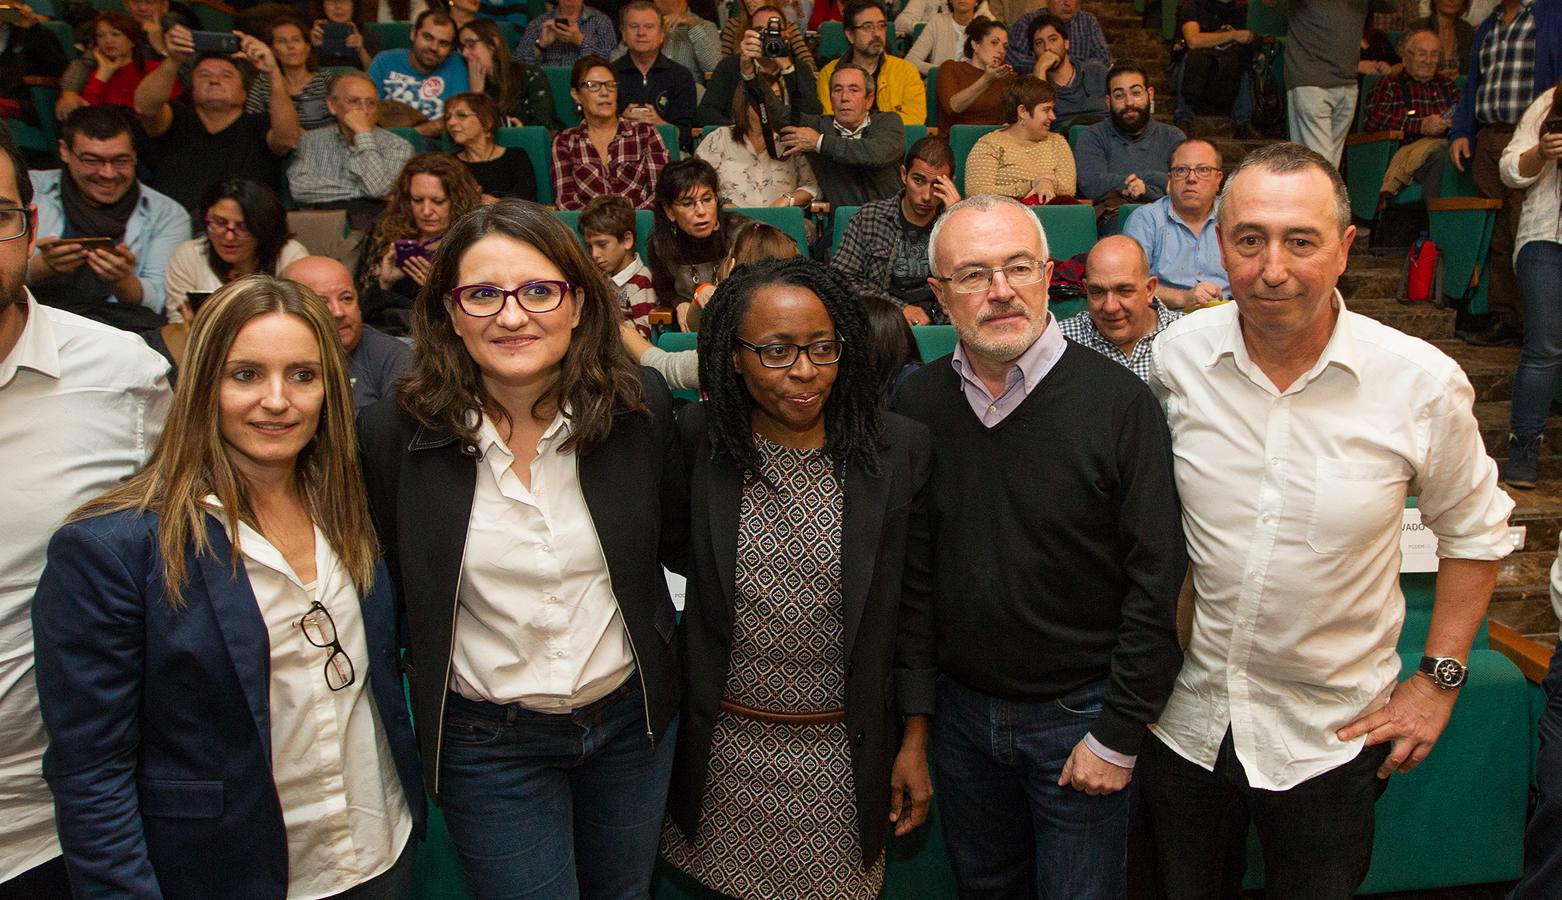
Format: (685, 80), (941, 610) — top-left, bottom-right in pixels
(1474, 0), (1537, 126)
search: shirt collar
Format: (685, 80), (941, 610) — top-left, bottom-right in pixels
(476, 409), (572, 463)
(611, 254), (644, 287)
(1204, 290), (1361, 385)
(0, 291), (61, 387)
(832, 113), (872, 138)
(951, 312), (1066, 393)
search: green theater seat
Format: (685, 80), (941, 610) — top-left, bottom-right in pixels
(544, 66), (581, 127)
(832, 205), (860, 255)
(948, 124), (997, 194)
(367, 21), (413, 51)
(911, 325), (957, 361)
(1032, 203), (1096, 261)
(731, 206), (808, 254)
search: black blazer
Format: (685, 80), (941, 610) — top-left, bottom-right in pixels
(358, 368), (689, 801)
(667, 405), (936, 864)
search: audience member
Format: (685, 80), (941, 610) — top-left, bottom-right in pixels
(445, 91), (538, 201)
(165, 177), (308, 322)
(28, 106), (189, 330)
(579, 193), (656, 336)
(1170, 0), (1255, 138)
(1029, 13), (1107, 130)
(860, 291), (924, 401)
(515, 0), (617, 65)
(288, 70), (416, 229)
(552, 55), (671, 209)
(935, 16), (1015, 127)
(1283, 0), (1369, 166)
(1008, 0), (1110, 74)
(963, 75), (1076, 201)
(367, 10), (469, 134)
(1497, 83), (1562, 489)
(895, 0), (990, 40)
(773, 63), (904, 206)
(1122, 138), (1226, 309)
(133, 26), (301, 214)
(1058, 234), (1180, 377)
(1076, 64), (1184, 228)
(282, 255), (412, 409)
(448, 0), (481, 30)
(357, 152), (481, 333)
(810, 0), (845, 28)
(34, 276), (422, 900)
(985, 0), (1044, 27)
(1419, 0), (1473, 74)
(244, 16), (334, 131)
(459, 18), (560, 130)
(1142, 140), (1512, 900)
(817, 0), (928, 125)
(121, 0), (194, 60)
(694, 88), (819, 209)
(310, 0), (382, 70)
(0, 132), (169, 900)
(357, 201), (687, 900)
(1512, 542), (1562, 897)
(612, 2), (699, 149)
(0, 4), (66, 128)
(1447, 0), (1560, 346)
(892, 194), (1184, 900)
(831, 136), (960, 325)
(904, 0), (992, 75)
(55, 13), (165, 121)
(1359, 21), (1400, 74)
(720, 0), (816, 67)
(663, 257), (933, 900)
(1363, 29), (1460, 205)
(696, 5), (821, 127)
(652, 0), (722, 80)
(648, 157), (749, 308)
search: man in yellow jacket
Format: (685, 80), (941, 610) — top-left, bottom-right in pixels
(817, 0), (927, 125)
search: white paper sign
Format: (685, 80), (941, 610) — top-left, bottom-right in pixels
(664, 568), (687, 612)
(1400, 508), (1440, 573)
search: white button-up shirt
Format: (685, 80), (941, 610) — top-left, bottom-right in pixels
(0, 294), (169, 881)
(223, 514), (411, 898)
(1147, 296), (1514, 791)
(451, 413), (635, 710)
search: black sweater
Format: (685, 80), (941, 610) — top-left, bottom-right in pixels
(891, 342), (1186, 755)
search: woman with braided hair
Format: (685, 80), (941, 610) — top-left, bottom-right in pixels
(661, 257), (936, 899)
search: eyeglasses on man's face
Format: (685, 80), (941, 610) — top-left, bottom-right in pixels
(68, 148), (136, 172)
(736, 338), (845, 368)
(935, 258), (1047, 294)
(451, 280), (571, 317)
(0, 208), (30, 243)
(299, 600), (355, 691)
(1170, 164), (1222, 181)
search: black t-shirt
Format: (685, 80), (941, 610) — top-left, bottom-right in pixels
(1175, 0), (1245, 42)
(889, 211), (939, 318)
(462, 148), (538, 201)
(141, 104), (282, 213)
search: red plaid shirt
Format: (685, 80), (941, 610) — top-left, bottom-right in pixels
(1364, 71), (1462, 138)
(550, 119), (669, 211)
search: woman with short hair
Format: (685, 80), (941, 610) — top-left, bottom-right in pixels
(551, 55), (671, 210)
(963, 75), (1076, 202)
(445, 91), (538, 202)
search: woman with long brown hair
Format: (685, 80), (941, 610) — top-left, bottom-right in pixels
(458, 18), (560, 131)
(357, 151), (482, 334)
(358, 199), (688, 899)
(32, 275), (426, 899)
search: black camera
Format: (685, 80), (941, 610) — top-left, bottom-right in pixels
(760, 16), (787, 58)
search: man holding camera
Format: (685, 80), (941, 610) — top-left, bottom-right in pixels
(694, 5), (821, 128)
(816, 0), (927, 125)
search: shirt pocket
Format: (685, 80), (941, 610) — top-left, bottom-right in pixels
(1305, 456), (1407, 556)
(138, 778), (225, 819)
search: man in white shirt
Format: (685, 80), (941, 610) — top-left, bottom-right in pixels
(0, 133), (171, 897)
(1142, 141), (1514, 897)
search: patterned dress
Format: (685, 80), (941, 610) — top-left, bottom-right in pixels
(661, 438), (884, 900)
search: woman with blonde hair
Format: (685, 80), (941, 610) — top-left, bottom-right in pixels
(32, 275), (426, 899)
(357, 151), (483, 335)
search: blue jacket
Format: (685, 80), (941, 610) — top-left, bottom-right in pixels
(1450, 0), (1562, 145)
(32, 509), (426, 899)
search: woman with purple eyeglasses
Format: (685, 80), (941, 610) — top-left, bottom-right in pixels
(358, 199), (688, 899)
(164, 177), (308, 323)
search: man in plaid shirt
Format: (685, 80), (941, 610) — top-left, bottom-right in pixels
(1363, 29), (1462, 202)
(1008, 0), (1111, 76)
(1446, 0), (1560, 345)
(1058, 235), (1180, 382)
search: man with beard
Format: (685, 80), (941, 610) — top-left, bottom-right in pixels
(281, 255), (411, 409)
(1008, 0), (1111, 75)
(816, 0), (927, 125)
(891, 193), (1185, 899)
(831, 137), (961, 325)
(1076, 64), (1185, 231)
(367, 10), (470, 136)
(26, 106), (188, 332)
(0, 130), (170, 900)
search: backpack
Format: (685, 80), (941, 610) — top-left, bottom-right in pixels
(1248, 40), (1285, 131)
(1397, 233), (1445, 305)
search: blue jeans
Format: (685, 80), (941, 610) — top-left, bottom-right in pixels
(1509, 241), (1562, 441)
(1171, 55), (1252, 125)
(438, 679), (677, 900)
(933, 676), (1129, 900)
(1512, 639), (1562, 899)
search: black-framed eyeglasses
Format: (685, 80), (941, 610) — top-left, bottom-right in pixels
(450, 280), (571, 317)
(736, 337), (845, 368)
(1170, 164), (1222, 181)
(299, 600), (356, 691)
(0, 207), (29, 243)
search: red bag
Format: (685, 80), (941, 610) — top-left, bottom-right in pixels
(1398, 234), (1444, 305)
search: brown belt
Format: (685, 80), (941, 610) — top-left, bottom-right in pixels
(720, 698), (846, 726)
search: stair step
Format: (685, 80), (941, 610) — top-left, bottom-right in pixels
(1347, 299), (1456, 341)
(1490, 549), (1559, 637)
(1473, 401), (1562, 460)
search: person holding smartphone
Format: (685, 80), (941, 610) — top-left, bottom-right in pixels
(310, 0), (381, 70)
(515, 0), (616, 67)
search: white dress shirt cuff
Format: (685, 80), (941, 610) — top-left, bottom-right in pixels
(1083, 733), (1137, 769)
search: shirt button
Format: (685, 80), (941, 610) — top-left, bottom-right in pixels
(1270, 457), (1280, 466)
(548, 594), (559, 604)
(1261, 515), (1273, 525)
(552, 649), (565, 658)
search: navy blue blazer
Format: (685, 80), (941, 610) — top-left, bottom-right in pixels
(31, 509), (426, 900)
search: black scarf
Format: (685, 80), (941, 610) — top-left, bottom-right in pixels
(60, 173), (139, 242)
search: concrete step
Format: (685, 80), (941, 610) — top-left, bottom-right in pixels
(1431, 340), (1519, 403)
(1474, 401), (1562, 463)
(1348, 298), (1456, 341)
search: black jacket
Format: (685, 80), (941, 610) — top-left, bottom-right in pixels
(358, 368), (688, 801)
(666, 404), (936, 864)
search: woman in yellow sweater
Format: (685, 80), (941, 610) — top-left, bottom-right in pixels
(962, 76), (1077, 202)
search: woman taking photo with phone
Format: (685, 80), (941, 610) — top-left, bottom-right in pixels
(358, 200), (688, 899)
(661, 257), (935, 900)
(246, 15), (335, 131)
(32, 275), (425, 899)
(165, 176), (308, 322)
(310, 0), (381, 70)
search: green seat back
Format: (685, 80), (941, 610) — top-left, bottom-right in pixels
(1428, 200), (1497, 312)
(903, 123), (928, 152)
(387, 126), (426, 152)
(191, 0), (234, 31)
(832, 204), (859, 255)
(911, 325), (957, 361)
(1116, 202), (1144, 233)
(948, 124), (997, 193)
(1344, 135), (1399, 220)
(367, 21), (413, 51)
(654, 122), (680, 160)
(1162, 0), (1178, 41)
(1246, 0), (1287, 37)
(499, 126), (554, 205)
(1032, 203), (1096, 261)
(1066, 123), (1087, 151)
(817, 20), (895, 61)
(925, 66), (939, 127)
(498, 20), (524, 47)
(544, 66), (581, 127)
(730, 206), (808, 254)
(1356, 73), (1383, 131)
(656, 332), (697, 352)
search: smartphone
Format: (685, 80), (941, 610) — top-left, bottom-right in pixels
(393, 239), (428, 267)
(191, 30), (241, 54)
(321, 22), (352, 56)
(59, 236), (116, 247)
(185, 291), (214, 314)
(1542, 116), (1562, 138)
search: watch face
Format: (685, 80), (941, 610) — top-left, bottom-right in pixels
(1433, 658), (1465, 686)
